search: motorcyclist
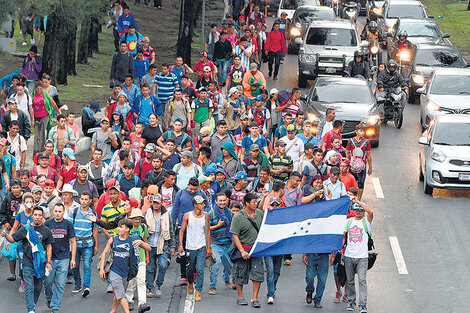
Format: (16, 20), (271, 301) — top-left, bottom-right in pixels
(391, 30), (415, 60)
(345, 50), (371, 79)
(376, 59), (407, 110)
(360, 21), (383, 43)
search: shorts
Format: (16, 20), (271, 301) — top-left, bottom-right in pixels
(109, 270), (129, 300)
(21, 18), (34, 35)
(352, 168), (367, 189)
(232, 257), (264, 285)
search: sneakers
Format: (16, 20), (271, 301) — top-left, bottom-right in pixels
(138, 304), (151, 313)
(342, 294), (349, 303)
(66, 277), (74, 284)
(155, 286), (161, 297)
(146, 288), (155, 298)
(251, 299), (261, 308)
(236, 298), (248, 305)
(334, 291), (342, 303)
(208, 289), (216, 295)
(31, 38), (35, 44)
(7, 273), (16, 281)
(22, 42), (27, 46)
(314, 301), (323, 308)
(82, 288), (90, 298)
(267, 296), (274, 304)
(195, 290), (201, 301)
(224, 281), (232, 289)
(46, 299), (51, 308)
(359, 305), (367, 313)
(107, 284), (113, 293)
(347, 303), (355, 311)
(283, 260), (291, 266)
(306, 291), (313, 304)
(187, 283), (194, 294)
(273, 76), (278, 80)
(72, 286), (82, 293)
(19, 280), (25, 293)
(128, 302), (134, 311)
(179, 278), (188, 286)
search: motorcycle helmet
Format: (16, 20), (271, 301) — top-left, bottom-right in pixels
(398, 30), (408, 42)
(387, 59), (398, 73)
(354, 50), (364, 59)
(369, 21), (378, 32)
(176, 251), (190, 265)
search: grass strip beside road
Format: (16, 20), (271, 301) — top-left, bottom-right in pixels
(421, 1), (470, 57)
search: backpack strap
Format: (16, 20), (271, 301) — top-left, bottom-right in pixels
(175, 163), (182, 173)
(346, 218), (354, 232)
(361, 217), (372, 238)
(72, 207), (79, 225)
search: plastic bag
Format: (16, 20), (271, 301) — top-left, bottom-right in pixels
(1, 241), (18, 261)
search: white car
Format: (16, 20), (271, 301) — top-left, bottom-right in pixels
(418, 115), (470, 195)
(379, 0), (427, 35)
(277, 0), (321, 19)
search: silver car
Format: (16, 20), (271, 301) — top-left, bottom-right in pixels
(379, 0), (427, 35)
(418, 68), (470, 130)
(418, 114), (470, 195)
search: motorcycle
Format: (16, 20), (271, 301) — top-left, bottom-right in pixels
(368, 40), (381, 78)
(378, 87), (405, 129)
(342, 1), (359, 21)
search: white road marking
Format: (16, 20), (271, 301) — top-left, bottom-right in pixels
(184, 293), (195, 313)
(372, 177), (384, 199)
(389, 236), (409, 275)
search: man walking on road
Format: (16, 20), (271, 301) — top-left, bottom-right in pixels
(265, 22), (286, 80)
(346, 124), (372, 200)
(343, 198), (374, 313)
(230, 192), (265, 308)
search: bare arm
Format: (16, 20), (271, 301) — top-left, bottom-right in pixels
(177, 213), (189, 253)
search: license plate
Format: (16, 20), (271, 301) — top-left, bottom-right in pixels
(325, 67), (336, 74)
(458, 173), (470, 181)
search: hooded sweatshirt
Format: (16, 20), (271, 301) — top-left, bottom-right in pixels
(216, 142), (241, 184)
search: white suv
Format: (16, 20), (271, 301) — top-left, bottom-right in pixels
(296, 19), (366, 88)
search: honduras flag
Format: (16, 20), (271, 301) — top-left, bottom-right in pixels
(250, 197), (350, 257)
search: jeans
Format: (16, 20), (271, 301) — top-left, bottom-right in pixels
(345, 256), (368, 307)
(264, 255), (283, 298)
(305, 253), (329, 303)
(209, 243), (232, 290)
(73, 247), (93, 289)
(186, 247), (206, 292)
(33, 116), (49, 157)
(23, 266), (44, 312)
(146, 248), (171, 289)
(217, 58), (231, 83)
(268, 51), (283, 77)
(193, 120), (211, 138)
(113, 28), (120, 51)
(126, 261), (147, 306)
(17, 243), (24, 279)
(44, 258), (69, 310)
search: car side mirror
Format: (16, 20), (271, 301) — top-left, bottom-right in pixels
(466, 63), (470, 67)
(360, 40), (369, 47)
(300, 95), (307, 101)
(386, 32), (393, 38)
(416, 87), (425, 94)
(428, 15), (434, 19)
(443, 33), (450, 38)
(295, 37), (303, 45)
(418, 136), (429, 145)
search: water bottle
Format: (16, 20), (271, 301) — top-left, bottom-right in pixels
(45, 267), (50, 277)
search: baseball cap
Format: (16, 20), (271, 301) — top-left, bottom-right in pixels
(124, 161), (135, 169)
(351, 203), (364, 211)
(199, 126), (211, 137)
(181, 150), (193, 158)
(198, 175), (210, 185)
(330, 166), (340, 174)
(129, 208), (144, 218)
(63, 148), (76, 161)
(203, 66), (211, 72)
(148, 185), (159, 195)
(222, 19), (229, 25)
(228, 87), (238, 97)
(108, 185), (120, 193)
(341, 159), (351, 166)
(255, 94), (264, 101)
(249, 122), (259, 128)
(231, 171), (247, 181)
(269, 88), (279, 96)
(249, 62), (258, 70)
(304, 143), (316, 150)
(250, 144), (260, 151)
(45, 139), (54, 146)
(7, 96), (18, 104)
(90, 102), (101, 112)
(128, 198), (140, 209)
(286, 124), (296, 132)
(152, 194), (163, 203)
(38, 152), (50, 159)
(78, 165), (87, 172)
(100, 117), (110, 123)
(270, 197), (282, 206)
(31, 185), (43, 194)
(276, 140), (287, 147)
(44, 179), (55, 187)
(240, 114), (248, 120)
(192, 195), (206, 205)
(197, 86), (207, 93)
(0, 138), (7, 146)
(303, 120), (312, 126)
(10, 178), (21, 187)
(225, 13), (232, 18)
(144, 143), (156, 153)
(174, 118), (184, 125)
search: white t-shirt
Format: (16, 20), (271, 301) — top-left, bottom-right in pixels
(321, 121), (333, 138)
(17, 93), (32, 121)
(344, 218), (371, 259)
(280, 135), (304, 163)
(161, 187), (174, 214)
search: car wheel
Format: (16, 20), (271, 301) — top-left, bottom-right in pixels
(408, 91), (416, 104)
(423, 175), (433, 195)
(419, 161), (424, 182)
(298, 74), (308, 88)
(371, 140), (379, 148)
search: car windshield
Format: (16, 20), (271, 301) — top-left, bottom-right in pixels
(430, 75), (470, 95)
(387, 5), (425, 18)
(295, 9), (335, 22)
(305, 28), (357, 46)
(433, 122), (470, 146)
(415, 50), (465, 67)
(282, 0), (299, 9)
(311, 81), (373, 106)
(398, 22), (440, 37)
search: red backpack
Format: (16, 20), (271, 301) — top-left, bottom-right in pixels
(278, 89), (292, 107)
(251, 107), (267, 127)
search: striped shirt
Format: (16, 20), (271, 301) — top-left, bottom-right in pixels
(233, 45), (254, 70)
(67, 207), (95, 248)
(268, 153), (293, 182)
(101, 200), (126, 235)
(209, 208), (232, 246)
(154, 72), (179, 104)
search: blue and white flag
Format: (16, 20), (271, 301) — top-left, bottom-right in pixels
(250, 197), (350, 257)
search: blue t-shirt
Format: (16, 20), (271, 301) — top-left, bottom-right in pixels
(297, 133), (319, 146)
(139, 96), (153, 125)
(170, 66), (186, 86)
(134, 57), (150, 79)
(45, 219), (76, 260)
(15, 211), (33, 226)
(111, 235), (136, 277)
(118, 174), (141, 197)
(241, 135), (268, 157)
(162, 153), (181, 171)
(1, 154), (16, 186)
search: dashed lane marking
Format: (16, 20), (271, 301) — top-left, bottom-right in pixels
(184, 293), (195, 313)
(372, 177), (384, 199)
(389, 236), (409, 275)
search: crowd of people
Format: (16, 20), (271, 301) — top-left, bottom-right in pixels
(0, 1), (376, 313)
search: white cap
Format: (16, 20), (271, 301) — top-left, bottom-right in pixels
(228, 87), (238, 97)
(269, 88), (279, 95)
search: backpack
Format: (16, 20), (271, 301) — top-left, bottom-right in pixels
(70, 179), (95, 195)
(166, 130), (190, 149)
(349, 138), (367, 174)
(117, 174), (139, 186)
(71, 206), (97, 225)
(278, 89), (292, 107)
(251, 107), (267, 127)
(346, 217), (374, 251)
(175, 163), (199, 177)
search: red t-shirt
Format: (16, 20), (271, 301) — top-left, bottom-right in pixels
(322, 130), (342, 150)
(346, 137), (371, 163)
(129, 132), (143, 155)
(61, 161), (78, 185)
(194, 60), (216, 79)
(134, 158), (154, 181)
(33, 152), (62, 169)
(340, 173), (359, 191)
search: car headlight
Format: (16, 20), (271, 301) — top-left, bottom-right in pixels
(362, 115), (379, 126)
(370, 45), (379, 54)
(412, 74), (425, 85)
(290, 27), (301, 37)
(372, 7), (383, 14)
(300, 53), (316, 63)
(426, 100), (440, 111)
(307, 113), (319, 123)
(431, 148), (446, 163)
(387, 27), (394, 33)
(295, 22), (301, 28)
(398, 50), (410, 62)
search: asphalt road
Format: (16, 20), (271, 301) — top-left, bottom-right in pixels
(1, 16), (470, 313)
